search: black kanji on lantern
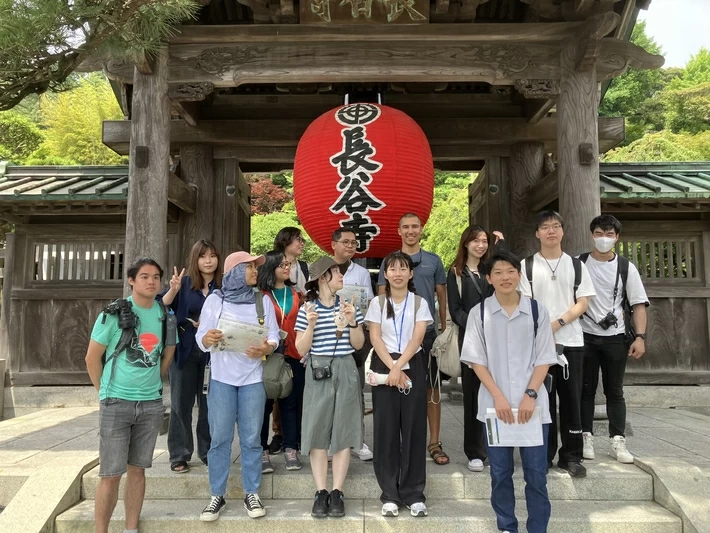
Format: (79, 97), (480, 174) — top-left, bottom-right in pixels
(329, 104), (385, 253)
(335, 104), (380, 126)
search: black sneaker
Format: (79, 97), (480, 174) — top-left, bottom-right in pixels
(200, 495), (226, 522)
(268, 434), (284, 455)
(311, 489), (329, 518)
(559, 461), (587, 478)
(328, 489), (345, 517)
(244, 493), (266, 518)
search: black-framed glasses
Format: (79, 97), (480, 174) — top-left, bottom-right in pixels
(335, 240), (358, 247)
(293, 236), (305, 244)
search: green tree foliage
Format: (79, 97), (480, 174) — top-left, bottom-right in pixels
(0, 111), (44, 163)
(603, 130), (710, 162)
(663, 82), (710, 134)
(421, 174), (472, 269)
(0, 0), (199, 110)
(32, 73), (125, 165)
(667, 48), (710, 90)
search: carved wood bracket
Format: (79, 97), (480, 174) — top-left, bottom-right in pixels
(168, 82), (215, 102)
(514, 79), (560, 99)
(574, 12), (620, 71)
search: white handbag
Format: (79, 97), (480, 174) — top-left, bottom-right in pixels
(431, 271), (462, 379)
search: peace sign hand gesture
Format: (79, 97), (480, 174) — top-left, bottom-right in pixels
(169, 267), (185, 293)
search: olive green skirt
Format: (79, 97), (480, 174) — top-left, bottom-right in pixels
(301, 354), (363, 455)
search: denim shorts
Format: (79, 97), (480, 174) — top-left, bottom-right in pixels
(98, 398), (165, 477)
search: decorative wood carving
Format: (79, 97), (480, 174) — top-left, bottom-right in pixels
(596, 37), (665, 80)
(575, 12), (620, 71)
(168, 82), (214, 101)
(514, 79), (560, 98)
(301, 0), (429, 24)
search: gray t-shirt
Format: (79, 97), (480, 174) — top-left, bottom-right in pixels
(378, 249), (446, 330)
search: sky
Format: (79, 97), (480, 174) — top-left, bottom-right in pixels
(638, 0), (710, 68)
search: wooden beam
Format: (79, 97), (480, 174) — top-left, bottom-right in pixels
(575, 12), (620, 71)
(168, 172), (197, 213)
(171, 100), (200, 127)
(104, 117), (625, 154)
(526, 98), (556, 124)
(528, 168), (558, 211)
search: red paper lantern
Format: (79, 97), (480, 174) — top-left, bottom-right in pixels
(293, 103), (434, 258)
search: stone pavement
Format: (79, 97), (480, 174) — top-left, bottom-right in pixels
(2, 394), (710, 531)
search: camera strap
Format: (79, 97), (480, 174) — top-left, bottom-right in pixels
(579, 253), (621, 322)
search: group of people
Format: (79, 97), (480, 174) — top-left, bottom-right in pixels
(85, 210), (649, 533)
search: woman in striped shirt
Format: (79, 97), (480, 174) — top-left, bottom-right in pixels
(295, 256), (364, 519)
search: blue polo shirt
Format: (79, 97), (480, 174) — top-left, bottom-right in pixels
(158, 276), (215, 367)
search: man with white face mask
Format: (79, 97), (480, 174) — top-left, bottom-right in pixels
(578, 215), (649, 464)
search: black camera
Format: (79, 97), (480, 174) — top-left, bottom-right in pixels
(103, 299), (135, 330)
(597, 312), (618, 330)
(312, 364), (332, 381)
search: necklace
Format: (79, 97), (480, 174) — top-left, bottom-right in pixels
(541, 254), (562, 280)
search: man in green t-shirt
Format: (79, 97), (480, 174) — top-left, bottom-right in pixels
(85, 258), (177, 533)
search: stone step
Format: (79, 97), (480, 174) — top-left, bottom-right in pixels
(56, 498), (681, 533)
(81, 458), (653, 502)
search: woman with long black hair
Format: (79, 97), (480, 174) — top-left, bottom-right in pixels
(257, 250), (306, 473)
(159, 239), (222, 474)
(366, 251), (433, 518)
(447, 226), (503, 473)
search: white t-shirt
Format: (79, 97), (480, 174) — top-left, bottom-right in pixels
(579, 254), (649, 337)
(518, 252), (597, 347)
(196, 294), (281, 387)
(365, 292), (433, 354)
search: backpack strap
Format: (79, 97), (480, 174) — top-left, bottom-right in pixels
(254, 289), (265, 326)
(572, 256), (582, 304)
(299, 260), (309, 282)
(579, 252), (591, 264)
(414, 295), (422, 316)
(618, 255), (630, 303)
(525, 255), (535, 299)
(531, 298), (539, 337)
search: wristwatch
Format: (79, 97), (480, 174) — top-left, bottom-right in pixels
(525, 389), (538, 399)
(557, 318), (566, 327)
(635, 333), (646, 340)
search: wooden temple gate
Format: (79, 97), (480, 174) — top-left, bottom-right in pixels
(1, 0), (675, 387)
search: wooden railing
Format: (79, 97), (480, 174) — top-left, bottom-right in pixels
(32, 241), (125, 282)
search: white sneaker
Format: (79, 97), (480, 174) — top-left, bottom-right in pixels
(468, 459), (484, 472)
(381, 502), (399, 517)
(351, 443), (374, 461)
(609, 436), (634, 464)
(408, 502), (428, 517)
(583, 432), (595, 460)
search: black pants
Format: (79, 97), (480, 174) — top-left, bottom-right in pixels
(581, 333), (628, 438)
(260, 356), (306, 451)
(547, 346), (584, 465)
(461, 362), (487, 461)
(372, 351), (428, 506)
(167, 346), (210, 463)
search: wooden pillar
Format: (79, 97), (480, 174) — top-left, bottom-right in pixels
(0, 232), (15, 366)
(485, 156), (511, 239)
(506, 142), (545, 257)
(557, 41), (600, 256)
(178, 145), (215, 262)
(213, 159), (249, 256)
(124, 48), (171, 289)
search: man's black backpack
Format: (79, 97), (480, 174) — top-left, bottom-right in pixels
(579, 253), (636, 344)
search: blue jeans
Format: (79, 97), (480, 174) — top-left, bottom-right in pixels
(207, 379), (266, 495)
(485, 424), (550, 533)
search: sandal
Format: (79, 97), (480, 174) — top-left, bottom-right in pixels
(427, 442), (450, 465)
(170, 461), (189, 473)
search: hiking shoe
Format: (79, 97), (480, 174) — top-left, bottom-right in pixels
(311, 489), (329, 518)
(559, 461), (587, 478)
(284, 448), (302, 471)
(268, 434), (283, 455)
(244, 493), (266, 518)
(351, 443), (373, 461)
(583, 432), (595, 460)
(408, 502), (428, 517)
(381, 502), (399, 517)
(200, 495), (226, 522)
(610, 436), (634, 464)
(328, 489), (345, 517)
(261, 450), (274, 474)
(468, 459), (484, 472)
